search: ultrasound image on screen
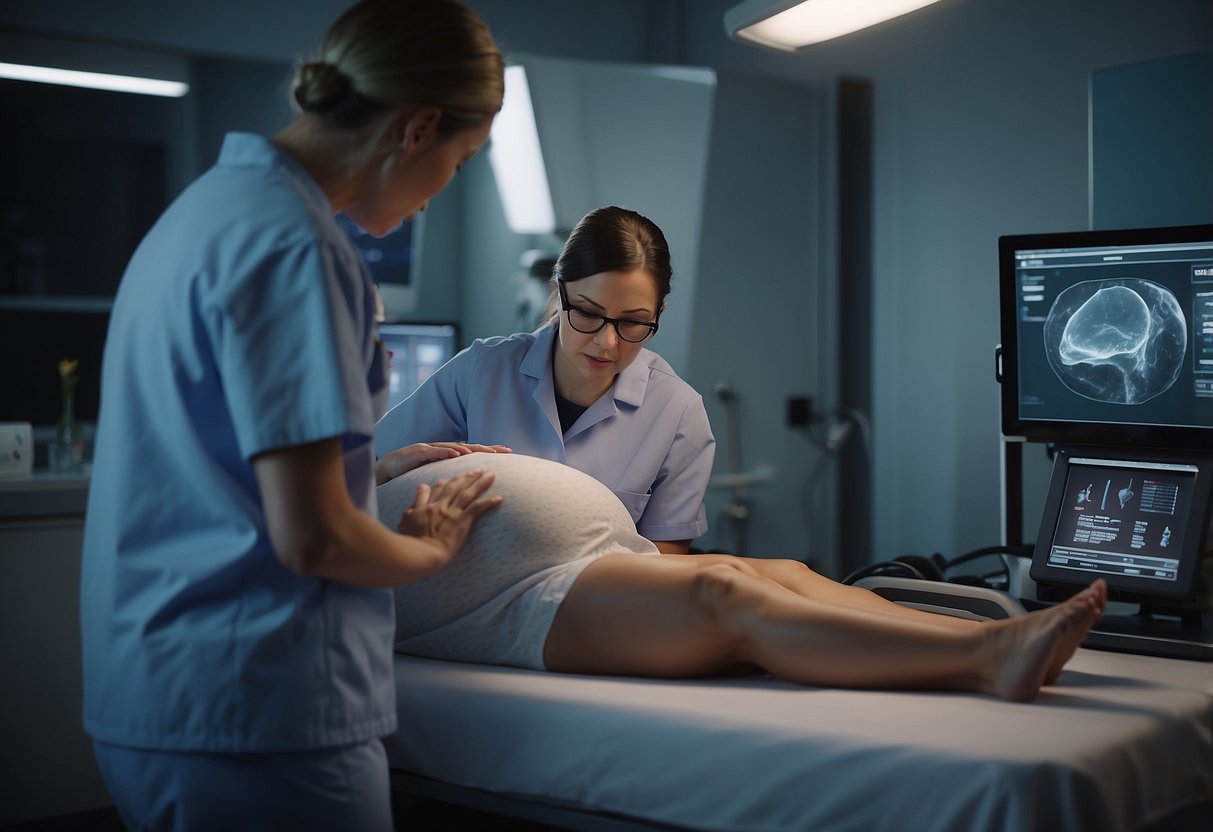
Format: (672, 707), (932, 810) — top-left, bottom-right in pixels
(1011, 235), (1213, 435)
(1042, 278), (1186, 405)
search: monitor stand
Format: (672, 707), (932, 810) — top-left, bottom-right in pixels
(1084, 539), (1213, 661)
(1023, 594), (1213, 661)
(1084, 605), (1213, 662)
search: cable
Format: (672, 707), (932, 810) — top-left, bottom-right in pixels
(843, 545), (1031, 588)
(799, 443), (832, 566)
(790, 403), (871, 574)
(945, 544), (1032, 569)
(842, 559), (933, 585)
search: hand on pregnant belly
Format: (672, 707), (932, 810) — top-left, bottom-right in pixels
(397, 468), (504, 565)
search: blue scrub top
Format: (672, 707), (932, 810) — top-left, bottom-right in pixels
(81, 133), (394, 753)
(375, 325), (715, 542)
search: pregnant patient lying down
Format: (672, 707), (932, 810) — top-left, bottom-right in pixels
(379, 453), (1106, 702)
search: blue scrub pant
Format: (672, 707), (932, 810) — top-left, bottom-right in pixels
(93, 738), (392, 831)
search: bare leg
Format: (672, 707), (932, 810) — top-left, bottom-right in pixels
(702, 555), (1101, 685)
(544, 554), (1106, 702)
(671, 554), (981, 629)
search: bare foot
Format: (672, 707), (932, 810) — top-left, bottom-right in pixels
(986, 580), (1105, 702)
(1043, 580), (1107, 685)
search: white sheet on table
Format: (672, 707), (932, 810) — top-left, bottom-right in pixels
(386, 649), (1213, 832)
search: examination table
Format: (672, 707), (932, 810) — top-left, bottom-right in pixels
(386, 649), (1213, 831)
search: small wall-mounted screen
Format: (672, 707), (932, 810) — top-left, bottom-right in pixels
(337, 214), (416, 286)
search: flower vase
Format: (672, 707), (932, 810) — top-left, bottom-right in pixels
(50, 383), (84, 474)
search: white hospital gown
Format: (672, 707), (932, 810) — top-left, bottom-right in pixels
(379, 453), (660, 670)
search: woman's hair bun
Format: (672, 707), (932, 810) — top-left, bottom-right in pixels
(293, 61), (353, 113)
(289, 0), (503, 129)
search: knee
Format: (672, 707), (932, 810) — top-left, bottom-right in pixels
(687, 563), (765, 653)
(769, 558), (812, 576)
(757, 557), (820, 589)
(691, 562), (751, 611)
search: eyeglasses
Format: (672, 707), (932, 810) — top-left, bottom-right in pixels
(558, 280), (659, 343)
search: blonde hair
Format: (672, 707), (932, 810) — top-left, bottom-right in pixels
(292, 0), (504, 132)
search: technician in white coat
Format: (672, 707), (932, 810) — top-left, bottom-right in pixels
(375, 206), (715, 553)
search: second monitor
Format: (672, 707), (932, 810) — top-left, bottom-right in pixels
(379, 322), (459, 411)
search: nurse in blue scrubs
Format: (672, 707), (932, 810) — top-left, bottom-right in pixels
(79, 2), (504, 829)
(375, 206), (717, 554)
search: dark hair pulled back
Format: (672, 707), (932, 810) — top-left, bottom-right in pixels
(546, 207), (673, 321)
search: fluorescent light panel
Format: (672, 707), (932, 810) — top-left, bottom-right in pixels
(489, 65), (556, 235)
(0, 61), (189, 97)
(726, 0), (945, 51)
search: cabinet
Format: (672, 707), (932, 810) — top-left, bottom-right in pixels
(0, 474), (111, 825)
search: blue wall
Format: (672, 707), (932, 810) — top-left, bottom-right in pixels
(1091, 48), (1213, 230)
(4, 0), (1211, 571)
(672, 0), (1212, 563)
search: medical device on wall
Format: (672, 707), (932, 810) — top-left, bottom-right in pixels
(996, 224), (1213, 660)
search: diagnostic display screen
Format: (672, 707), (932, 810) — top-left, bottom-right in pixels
(998, 224), (1213, 449)
(1045, 457), (1196, 585)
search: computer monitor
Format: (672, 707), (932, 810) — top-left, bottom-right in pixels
(337, 214), (416, 284)
(1000, 226), (1213, 658)
(337, 213), (421, 314)
(379, 322), (459, 410)
(1030, 445), (1213, 660)
(997, 224), (1213, 450)
(1031, 447), (1211, 606)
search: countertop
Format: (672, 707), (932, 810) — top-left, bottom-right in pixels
(0, 470), (90, 519)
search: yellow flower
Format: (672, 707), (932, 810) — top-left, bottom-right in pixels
(58, 359), (78, 380)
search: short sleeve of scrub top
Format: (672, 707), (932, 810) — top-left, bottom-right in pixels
(81, 133), (394, 754)
(626, 390), (714, 542)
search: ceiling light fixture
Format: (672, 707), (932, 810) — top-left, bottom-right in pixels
(0, 61), (189, 97)
(725, 0), (947, 52)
